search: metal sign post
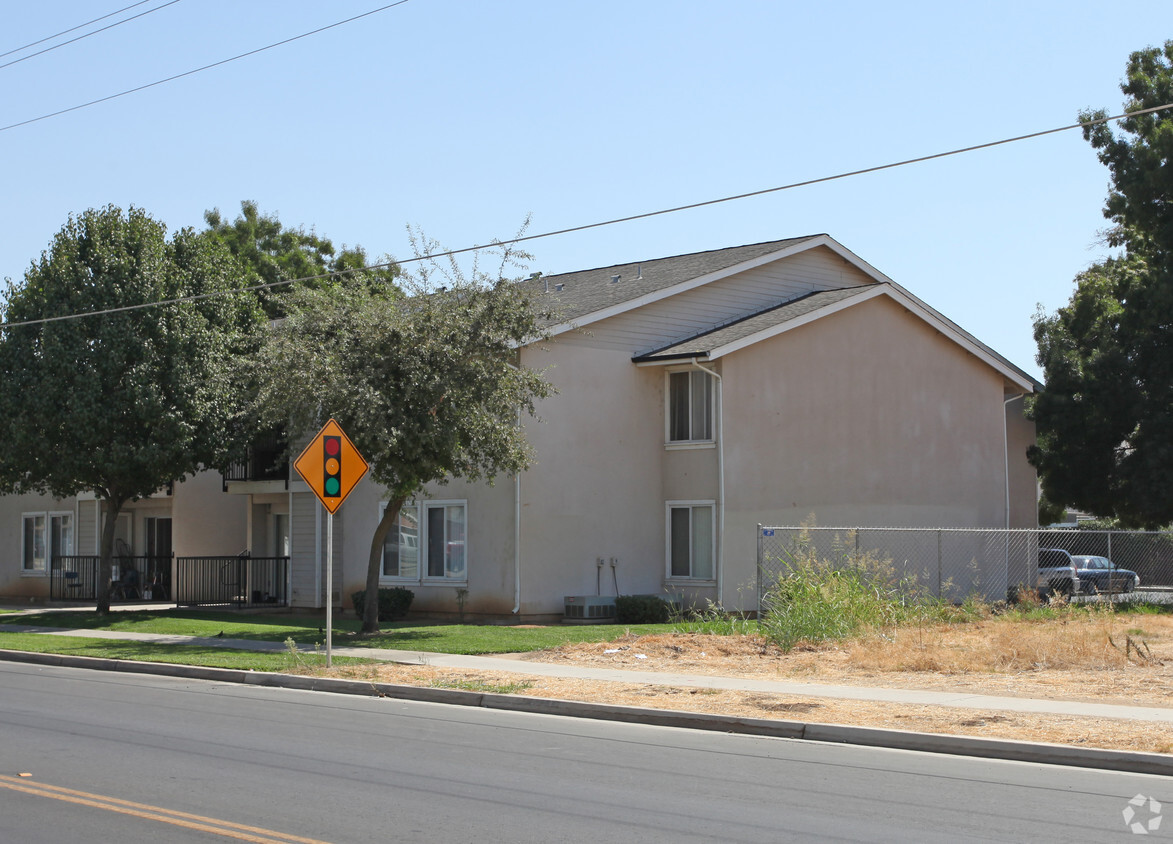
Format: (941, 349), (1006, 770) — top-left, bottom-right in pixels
(326, 511), (333, 666)
(293, 418), (369, 669)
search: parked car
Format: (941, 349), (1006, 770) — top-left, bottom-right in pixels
(1037, 548), (1081, 597)
(1070, 555), (1140, 594)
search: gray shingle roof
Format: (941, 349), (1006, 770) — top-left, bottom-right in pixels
(634, 287), (869, 361)
(520, 235), (824, 325)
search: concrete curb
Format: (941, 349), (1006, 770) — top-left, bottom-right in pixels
(2, 648), (1170, 776)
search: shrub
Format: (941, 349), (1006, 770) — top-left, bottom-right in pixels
(615, 594), (673, 624)
(759, 532), (948, 651)
(351, 587), (414, 621)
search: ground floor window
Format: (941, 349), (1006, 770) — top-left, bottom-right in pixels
(381, 503), (421, 579)
(426, 502), (466, 580)
(380, 500), (466, 582)
(22, 512), (73, 574)
(667, 502), (714, 580)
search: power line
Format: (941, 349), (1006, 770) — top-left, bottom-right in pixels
(0, 0), (184, 72)
(0, 1), (410, 134)
(0, 1), (155, 60)
(2, 102), (1170, 331)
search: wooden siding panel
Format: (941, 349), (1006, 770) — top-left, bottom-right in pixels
(290, 492), (319, 607)
(78, 500), (98, 555)
(569, 247), (875, 353)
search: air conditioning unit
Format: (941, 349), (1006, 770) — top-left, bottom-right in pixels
(563, 595), (616, 623)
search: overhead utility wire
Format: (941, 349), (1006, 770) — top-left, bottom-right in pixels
(0, 0), (410, 133)
(0, 0), (155, 60)
(2, 102), (1171, 331)
(0, 0), (184, 72)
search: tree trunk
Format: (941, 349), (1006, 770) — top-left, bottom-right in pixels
(363, 494), (408, 633)
(96, 496), (126, 615)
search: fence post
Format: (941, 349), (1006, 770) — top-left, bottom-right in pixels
(937, 531), (943, 598)
(756, 524), (763, 618)
(1108, 531), (1113, 564)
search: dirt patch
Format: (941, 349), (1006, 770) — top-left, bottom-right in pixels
(327, 613), (1173, 755)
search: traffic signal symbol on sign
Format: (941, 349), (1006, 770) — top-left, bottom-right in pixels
(323, 436), (342, 497)
(294, 419), (369, 513)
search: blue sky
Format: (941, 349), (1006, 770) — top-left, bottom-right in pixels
(2, 1), (1170, 379)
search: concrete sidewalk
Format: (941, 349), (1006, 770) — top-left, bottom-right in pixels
(7, 622), (1173, 725)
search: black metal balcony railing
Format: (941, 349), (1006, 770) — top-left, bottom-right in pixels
(222, 437), (289, 489)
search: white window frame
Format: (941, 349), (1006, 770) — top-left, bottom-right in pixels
(665, 500), (716, 582)
(21, 511), (73, 576)
(665, 368), (715, 447)
(422, 499), (468, 583)
(50, 511), (74, 565)
(21, 512), (47, 575)
(378, 500), (422, 582)
(378, 499), (468, 584)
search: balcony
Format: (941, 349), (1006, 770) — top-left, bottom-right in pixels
(222, 435), (289, 490)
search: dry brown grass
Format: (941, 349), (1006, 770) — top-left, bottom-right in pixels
(318, 610), (1173, 755)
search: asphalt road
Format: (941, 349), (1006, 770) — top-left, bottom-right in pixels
(0, 663), (1166, 843)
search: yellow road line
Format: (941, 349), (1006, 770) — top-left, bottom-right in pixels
(0, 774), (332, 844)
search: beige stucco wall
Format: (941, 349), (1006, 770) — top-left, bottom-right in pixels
(335, 294), (1035, 618)
(334, 336), (676, 619)
(719, 295), (1022, 608)
(0, 491), (77, 600)
(337, 472), (517, 616)
(170, 470), (248, 557)
(514, 340), (668, 613)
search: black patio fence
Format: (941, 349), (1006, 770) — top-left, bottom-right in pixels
(50, 554), (288, 608)
(50, 555), (172, 602)
(173, 554), (289, 608)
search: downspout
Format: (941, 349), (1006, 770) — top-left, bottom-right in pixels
(513, 469), (521, 614)
(690, 358), (724, 607)
(508, 373), (524, 615)
(288, 488), (294, 607)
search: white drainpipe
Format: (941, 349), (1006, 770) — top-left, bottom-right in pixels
(512, 402), (523, 615)
(690, 358), (724, 607)
(513, 468), (522, 614)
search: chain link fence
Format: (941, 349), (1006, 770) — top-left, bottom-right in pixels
(757, 526), (1173, 613)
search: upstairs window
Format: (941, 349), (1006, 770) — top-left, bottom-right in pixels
(668, 370), (713, 442)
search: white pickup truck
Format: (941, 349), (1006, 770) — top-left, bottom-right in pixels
(1038, 547), (1081, 597)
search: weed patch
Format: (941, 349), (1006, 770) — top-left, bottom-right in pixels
(428, 677), (535, 695)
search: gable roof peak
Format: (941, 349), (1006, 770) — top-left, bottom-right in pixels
(524, 234), (841, 325)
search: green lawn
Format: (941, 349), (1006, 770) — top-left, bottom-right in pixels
(0, 631), (370, 671)
(0, 609), (675, 654)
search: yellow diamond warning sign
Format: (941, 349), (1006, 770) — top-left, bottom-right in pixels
(294, 419), (369, 514)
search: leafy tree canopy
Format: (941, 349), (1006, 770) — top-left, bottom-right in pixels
(249, 232), (553, 631)
(0, 205), (265, 611)
(203, 200), (398, 317)
(1029, 41), (1173, 528)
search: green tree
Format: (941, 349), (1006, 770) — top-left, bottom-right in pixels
(0, 205), (264, 612)
(1030, 41), (1173, 528)
(249, 234), (553, 632)
(203, 200), (398, 316)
